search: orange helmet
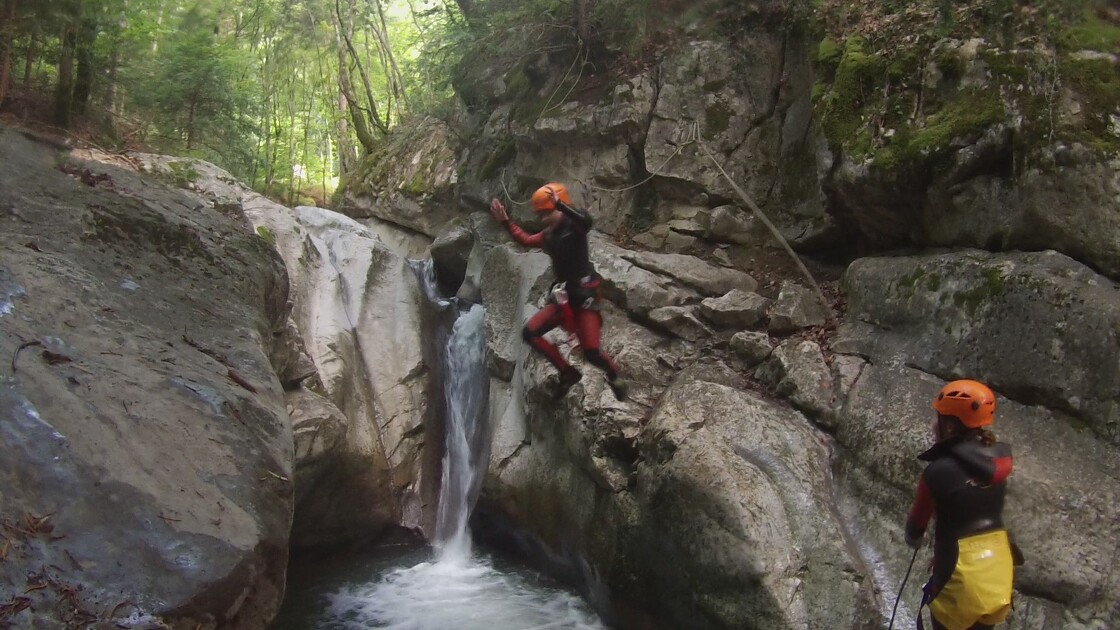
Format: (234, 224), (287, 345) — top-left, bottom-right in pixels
(530, 183), (571, 213)
(932, 379), (996, 428)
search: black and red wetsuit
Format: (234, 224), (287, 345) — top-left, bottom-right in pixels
(502, 201), (619, 380)
(906, 432), (1014, 630)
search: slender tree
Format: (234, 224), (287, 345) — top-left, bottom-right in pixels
(55, 19), (78, 127)
(0, 0), (17, 105)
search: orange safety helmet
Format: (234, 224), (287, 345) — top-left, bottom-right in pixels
(530, 183), (571, 213)
(932, 379), (996, 428)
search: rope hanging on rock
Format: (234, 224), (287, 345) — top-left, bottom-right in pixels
(693, 121), (835, 326)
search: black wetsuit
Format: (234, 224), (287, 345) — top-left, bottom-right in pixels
(906, 431), (1014, 629)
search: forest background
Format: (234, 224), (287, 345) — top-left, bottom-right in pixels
(0, 0), (1114, 207)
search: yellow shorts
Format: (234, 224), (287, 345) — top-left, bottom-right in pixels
(930, 529), (1013, 630)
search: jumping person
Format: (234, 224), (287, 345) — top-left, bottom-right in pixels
(489, 183), (628, 400)
(905, 379), (1017, 630)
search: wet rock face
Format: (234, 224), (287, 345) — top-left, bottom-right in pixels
(0, 129), (292, 628)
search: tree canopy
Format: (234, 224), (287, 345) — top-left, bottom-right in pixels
(0, 0), (482, 204)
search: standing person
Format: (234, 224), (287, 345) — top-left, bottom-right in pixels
(489, 183), (628, 400)
(905, 379), (1017, 630)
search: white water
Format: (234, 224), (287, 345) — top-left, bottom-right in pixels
(314, 261), (605, 630)
(322, 557), (603, 630)
(433, 304), (489, 558)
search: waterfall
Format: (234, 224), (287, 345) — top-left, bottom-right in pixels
(408, 257), (490, 560)
(433, 303), (488, 560)
(305, 259), (603, 630)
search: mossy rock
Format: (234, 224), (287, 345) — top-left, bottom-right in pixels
(1058, 55), (1120, 154)
(817, 37), (841, 72)
(479, 136), (517, 182)
(818, 36), (887, 153)
(1060, 9), (1120, 52)
(703, 100), (734, 139)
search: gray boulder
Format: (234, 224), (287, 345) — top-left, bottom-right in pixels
(699, 289), (770, 328)
(1, 130), (291, 628)
(838, 249), (1120, 446)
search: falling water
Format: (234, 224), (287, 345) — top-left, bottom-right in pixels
(278, 259), (605, 630)
(433, 303), (489, 560)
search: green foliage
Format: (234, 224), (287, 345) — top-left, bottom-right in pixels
(1061, 8), (1120, 51)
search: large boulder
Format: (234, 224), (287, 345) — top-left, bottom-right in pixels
(243, 203), (435, 544)
(335, 117), (462, 238)
(629, 380), (874, 629)
(0, 129), (292, 628)
(141, 155), (436, 546)
(837, 249), (1120, 446)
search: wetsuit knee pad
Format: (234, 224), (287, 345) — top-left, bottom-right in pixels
(522, 326), (539, 343)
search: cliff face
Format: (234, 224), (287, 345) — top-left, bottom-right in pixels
(327, 1), (1120, 628)
(814, 0), (1120, 277)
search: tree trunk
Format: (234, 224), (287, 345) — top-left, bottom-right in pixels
(336, 90), (356, 174)
(340, 0), (386, 134)
(22, 27), (34, 87)
(54, 23), (77, 128)
(105, 36), (119, 115)
(73, 18), (97, 116)
(0, 0), (17, 106)
(373, 0), (408, 121)
(574, 0), (595, 47)
(332, 0), (377, 154)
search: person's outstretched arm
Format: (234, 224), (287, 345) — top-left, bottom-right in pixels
(491, 198), (543, 247)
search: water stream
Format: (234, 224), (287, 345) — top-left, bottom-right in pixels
(272, 260), (605, 630)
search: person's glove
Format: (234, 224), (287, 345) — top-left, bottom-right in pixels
(905, 529), (924, 549)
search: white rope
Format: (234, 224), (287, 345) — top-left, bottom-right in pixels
(692, 121), (835, 325)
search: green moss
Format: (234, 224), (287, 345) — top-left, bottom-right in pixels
(704, 100), (734, 138)
(818, 36), (886, 154)
(982, 267), (1006, 294)
(479, 136), (517, 181)
(401, 169), (430, 196)
(913, 94), (1005, 151)
(1058, 55), (1120, 153)
(255, 225), (276, 246)
(506, 68), (543, 124)
(1061, 10), (1120, 52)
(812, 80), (828, 103)
(950, 266), (1007, 315)
(981, 50), (1029, 84)
(934, 47), (966, 83)
(894, 265), (927, 295)
(817, 38), (841, 68)
(926, 273), (942, 292)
